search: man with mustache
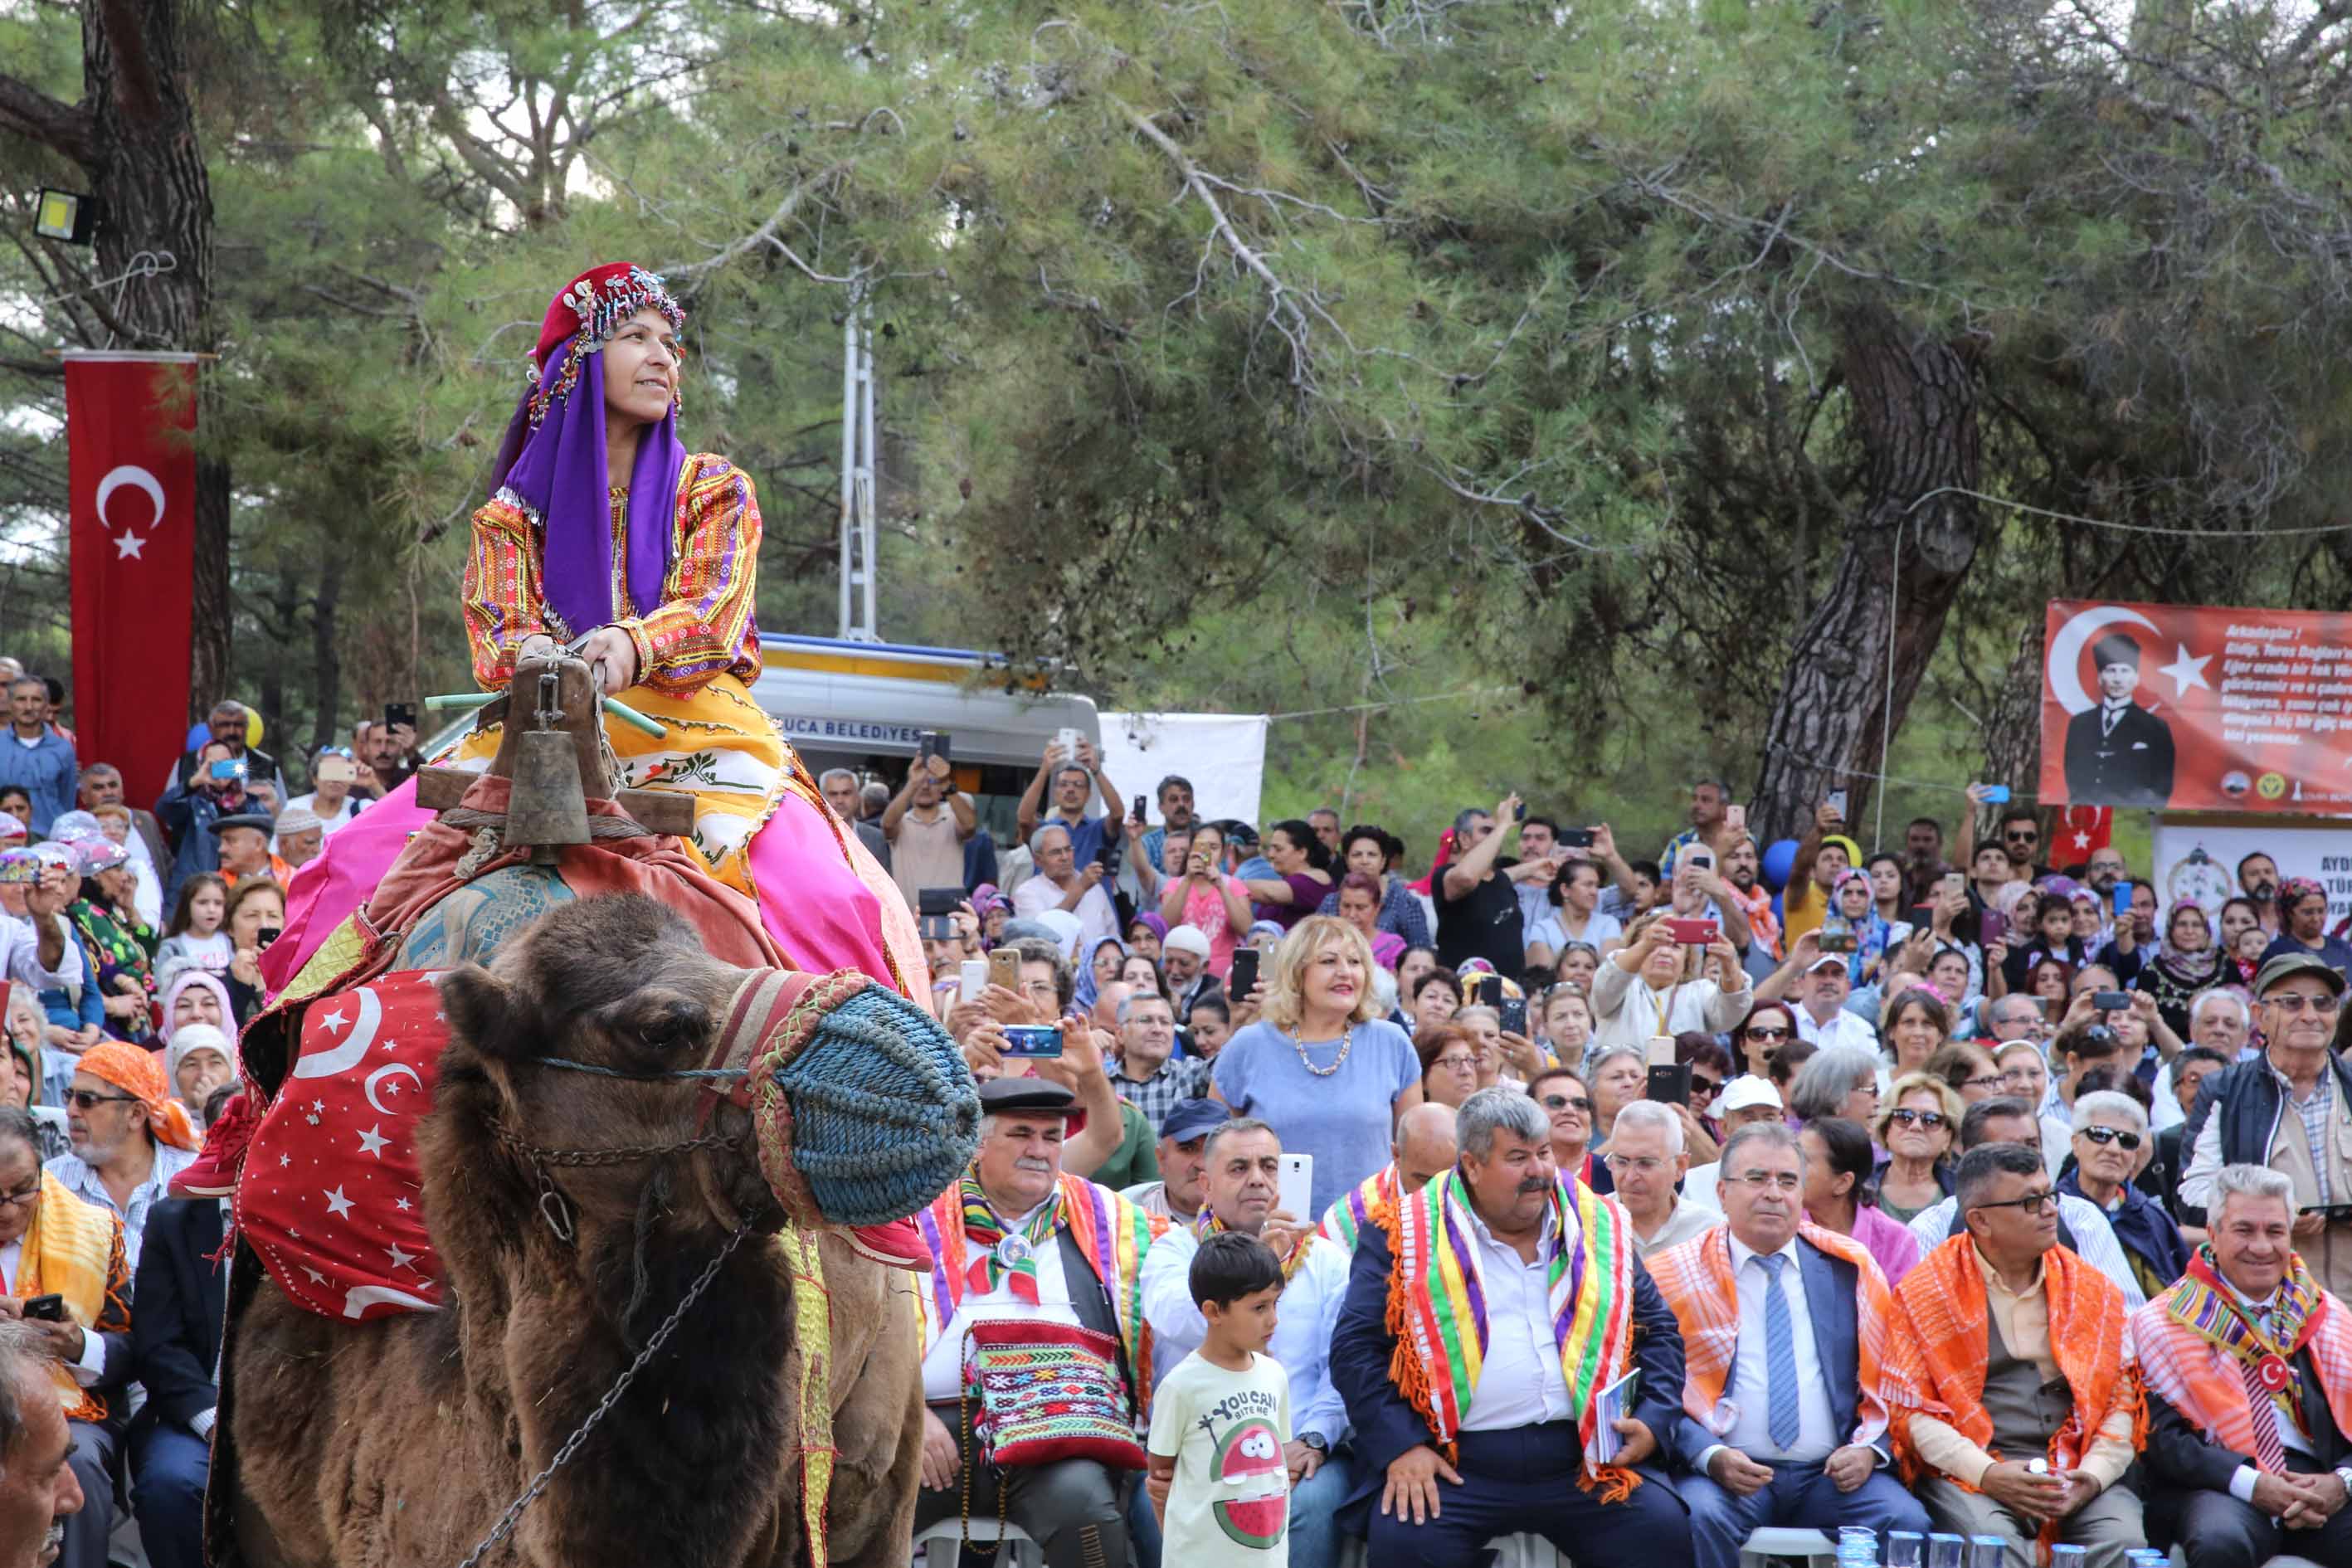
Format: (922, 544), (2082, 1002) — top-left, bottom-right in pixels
(0, 1318), (82, 1568)
(911, 1077), (1165, 1568)
(1649, 1122), (1931, 1568)
(1329, 1087), (1696, 1568)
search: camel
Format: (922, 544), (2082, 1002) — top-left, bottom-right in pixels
(223, 894), (930, 1568)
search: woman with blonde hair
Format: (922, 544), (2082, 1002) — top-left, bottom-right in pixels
(1210, 913), (1422, 1217)
(1864, 1070), (1963, 1222)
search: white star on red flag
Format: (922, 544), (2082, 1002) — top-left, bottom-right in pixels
(323, 1186), (355, 1219)
(113, 531), (145, 559)
(356, 1126), (389, 1157)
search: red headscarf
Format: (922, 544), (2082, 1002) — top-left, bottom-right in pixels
(76, 1040), (199, 1150)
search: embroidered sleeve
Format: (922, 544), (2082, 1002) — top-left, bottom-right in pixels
(610, 455), (762, 694)
(462, 494), (556, 692)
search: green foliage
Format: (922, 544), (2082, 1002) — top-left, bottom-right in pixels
(2, 0), (2350, 850)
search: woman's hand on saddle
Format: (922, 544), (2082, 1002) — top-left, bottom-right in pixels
(517, 634), (559, 664)
(581, 626), (640, 696)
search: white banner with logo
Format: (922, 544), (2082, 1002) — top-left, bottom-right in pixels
(2151, 814), (2352, 928)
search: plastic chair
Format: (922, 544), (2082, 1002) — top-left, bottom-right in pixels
(1738, 1526), (1837, 1566)
(911, 1516), (1043, 1568)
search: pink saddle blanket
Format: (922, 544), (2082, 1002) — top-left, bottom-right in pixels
(236, 969), (446, 1321)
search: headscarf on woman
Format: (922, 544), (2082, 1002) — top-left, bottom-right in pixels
(1834, 869), (1894, 981)
(485, 263), (688, 639)
(76, 1040), (199, 1151)
(1072, 936), (1127, 1013)
(158, 968), (236, 1046)
(2152, 900), (2225, 987)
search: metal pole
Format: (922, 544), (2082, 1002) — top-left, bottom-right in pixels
(858, 304), (879, 641)
(838, 308), (856, 641)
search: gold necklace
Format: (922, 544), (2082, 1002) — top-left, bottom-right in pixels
(1288, 1024), (1353, 1077)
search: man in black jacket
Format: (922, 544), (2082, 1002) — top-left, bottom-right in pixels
(128, 1122), (228, 1568)
(2062, 631), (2176, 809)
(2179, 955), (2352, 1298)
(2136, 1164), (2352, 1568)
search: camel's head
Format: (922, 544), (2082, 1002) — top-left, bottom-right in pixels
(436, 894), (978, 1245)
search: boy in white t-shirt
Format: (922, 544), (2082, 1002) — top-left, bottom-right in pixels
(1147, 1230), (1291, 1565)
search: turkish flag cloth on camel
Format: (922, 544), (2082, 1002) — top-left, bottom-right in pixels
(237, 969), (446, 1322)
(66, 353), (198, 786)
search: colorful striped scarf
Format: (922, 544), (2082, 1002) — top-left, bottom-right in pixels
(1380, 1170), (1641, 1497)
(2134, 1247), (2352, 1470)
(954, 1176), (1061, 1303)
(1319, 1164), (1399, 1251)
(1195, 1209), (1316, 1283)
(1887, 1234), (2143, 1557)
(1646, 1220), (1895, 1445)
(918, 1170), (1166, 1415)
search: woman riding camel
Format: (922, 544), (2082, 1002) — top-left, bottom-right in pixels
(456, 261), (918, 975)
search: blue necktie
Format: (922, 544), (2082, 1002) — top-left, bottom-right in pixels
(1760, 1252), (1799, 1450)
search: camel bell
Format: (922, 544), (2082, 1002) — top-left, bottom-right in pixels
(506, 728), (592, 859)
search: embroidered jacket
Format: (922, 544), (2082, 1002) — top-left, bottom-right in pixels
(462, 451), (762, 695)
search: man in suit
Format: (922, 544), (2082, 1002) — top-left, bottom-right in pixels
(1650, 1122), (1932, 1568)
(2062, 631), (2176, 808)
(1327, 1087), (1695, 1568)
(129, 1182), (228, 1568)
(2137, 1164), (2352, 1568)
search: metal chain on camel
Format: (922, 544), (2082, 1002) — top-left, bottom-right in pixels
(451, 1219), (755, 1568)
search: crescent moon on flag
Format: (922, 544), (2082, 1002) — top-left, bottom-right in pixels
(95, 465), (165, 533)
(363, 1063), (424, 1115)
(342, 1284), (439, 1319)
(291, 986), (382, 1080)
(2044, 604), (2160, 716)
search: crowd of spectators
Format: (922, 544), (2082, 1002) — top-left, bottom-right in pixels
(889, 765), (2352, 1568)
(0, 665), (421, 1568)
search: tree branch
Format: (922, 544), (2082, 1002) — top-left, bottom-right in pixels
(0, 73), (97, 168)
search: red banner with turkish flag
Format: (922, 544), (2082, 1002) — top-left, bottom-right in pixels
(2039, 598), (2352, 815)
(67, 352), (198, 787)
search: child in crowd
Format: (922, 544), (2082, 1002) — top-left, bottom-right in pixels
(1147, 1230), (1292, 1565)
(154, 872), (231, 976)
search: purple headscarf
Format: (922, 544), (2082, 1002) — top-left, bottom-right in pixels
(488, 265), (689, 639)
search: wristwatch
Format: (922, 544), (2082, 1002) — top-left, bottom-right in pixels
(2334, 1465), (2352, 1497)
(1299, 1433), (1328, 1455)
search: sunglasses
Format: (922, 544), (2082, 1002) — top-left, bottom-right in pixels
(1888, 1108), (1948, 1130)
(2270, 993), (2344, 1015)
(1744, 1025), (1792, 1041)
(2077, 1125), (2143, 1152)
(1690, 1076), (1724, 1099)
(1970, 1190), (2057, 1216)
(2004, 830), (2039, 842)
(66, 1088), (137, 1111)
(1540, 1093), (1591, 1113)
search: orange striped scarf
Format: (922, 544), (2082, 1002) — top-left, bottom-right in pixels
(2134, 1254), (2352, 1473)
(1646, 1220), (1894, 1445)
(1887, 1237), (2143, 1499)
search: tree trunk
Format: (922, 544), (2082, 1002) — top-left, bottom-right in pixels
(1751, 307), (1984, 845)
(1976, 613), (2046, 837)
(256, 569), (295, 748)
(308, 551), (344, 757)
(2, 0), (223, 716)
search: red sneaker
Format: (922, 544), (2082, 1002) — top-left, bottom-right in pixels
(173, 1091), (259, 1199)
(845, 1218), (928, 1271)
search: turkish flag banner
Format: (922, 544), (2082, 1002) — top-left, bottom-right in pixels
(66, 352), (197, 788)
(2040, 598), (2352, 816)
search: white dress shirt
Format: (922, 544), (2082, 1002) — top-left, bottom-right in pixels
(1697, 1236), (1837, 1471)
(1796, 1006), (1878, 1054)
(1459, 1199), (1577, 1430)
(1140, 1223), (1351, 1444)
(0, 910), (82, 995)
(918, 1200), (1085, 1402)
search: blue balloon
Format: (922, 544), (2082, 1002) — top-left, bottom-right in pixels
(1761, 837), (1799, 895)
(184, 723), (210, 754)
